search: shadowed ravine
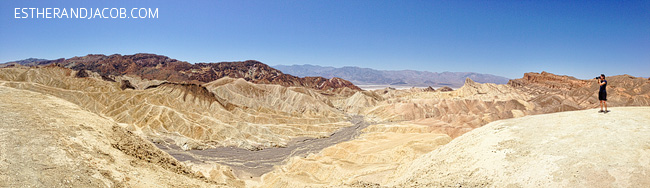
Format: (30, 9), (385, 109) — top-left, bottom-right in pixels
(155, 116), (370, 178)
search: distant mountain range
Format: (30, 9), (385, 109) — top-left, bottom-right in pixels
(273, 64), (510, 88)
(0, 58), (54, 67)
(2, 57), (510, 88)
(1, 54), (360, 92)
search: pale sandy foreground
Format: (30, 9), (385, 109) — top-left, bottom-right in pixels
(390, 106), (650, 188)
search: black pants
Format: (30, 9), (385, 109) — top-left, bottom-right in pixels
(599, 91), (607, 101)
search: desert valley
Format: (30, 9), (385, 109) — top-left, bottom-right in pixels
(1, 53), (649, 187)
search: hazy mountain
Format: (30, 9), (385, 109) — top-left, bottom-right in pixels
(0, 58), (55, 67)
(273, 64), (510, 88)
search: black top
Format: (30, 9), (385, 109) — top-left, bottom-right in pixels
(599, 79), (607, 93)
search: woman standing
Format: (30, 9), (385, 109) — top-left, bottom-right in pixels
(598, 74), (608, 113)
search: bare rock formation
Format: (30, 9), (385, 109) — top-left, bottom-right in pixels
(74, 69), (89, 78)
(455, 78), (531, 100)
(261, 78), (650, 187)
(101, 74), (116, 82)
(0, 66), (351, 151)
(333, 91), (383, 114)
(204, 77), (345, 121)
(338, 74), (650, 139)
(0, 58), (64, 68)
(508, 71), (589, 92)
(390, 107), (650, 187)
(2, 63), (649, 188)
(261, 123), (452, 187)
(119, 80), (135, 90)
(509, 72), (650, 112)
(352, 78), (534, 129)
(0, 86), (241, 187)
(32, 53), (360, 94)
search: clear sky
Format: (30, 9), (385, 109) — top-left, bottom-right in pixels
(1, 0), (648, 79)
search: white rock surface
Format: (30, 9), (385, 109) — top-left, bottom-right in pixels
(392, 107), (650, 187)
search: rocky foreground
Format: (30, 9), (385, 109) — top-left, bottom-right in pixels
(1, 55), (649, 187)
(392, 106), (650, 187)
(0, 86), (238, 187)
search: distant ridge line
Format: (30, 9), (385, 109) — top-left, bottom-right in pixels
(0, 54), (361, 93)
(273, 64), (510, 88)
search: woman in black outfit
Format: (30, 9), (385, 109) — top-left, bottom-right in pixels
(598, 74), (608, 113)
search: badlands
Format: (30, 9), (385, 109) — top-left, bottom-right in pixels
(1, 54), (649, 187)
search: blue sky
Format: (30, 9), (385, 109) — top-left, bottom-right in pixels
(1, 0), (648, 79)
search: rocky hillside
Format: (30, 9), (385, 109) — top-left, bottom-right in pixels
(509, 71), (650, 111)
(0, 86), (241, 187)
(12, 54), (360, 93)
(0, 66), (353, 151)
(273, 64), (510, 87)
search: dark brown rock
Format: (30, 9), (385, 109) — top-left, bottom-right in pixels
(120, 80), (136, 90)
(101, 75), (116, 82)
(46, 53), (360, 93)
(438, 86), (453, 92)
(143, 82), (236, 110)
(75, 69), (89, 78)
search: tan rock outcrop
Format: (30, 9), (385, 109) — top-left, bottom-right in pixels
(509, 72), (650, 112)
(351, 78), (534, 130)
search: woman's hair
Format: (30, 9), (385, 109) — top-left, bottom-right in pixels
(601, 74), (605, 79)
